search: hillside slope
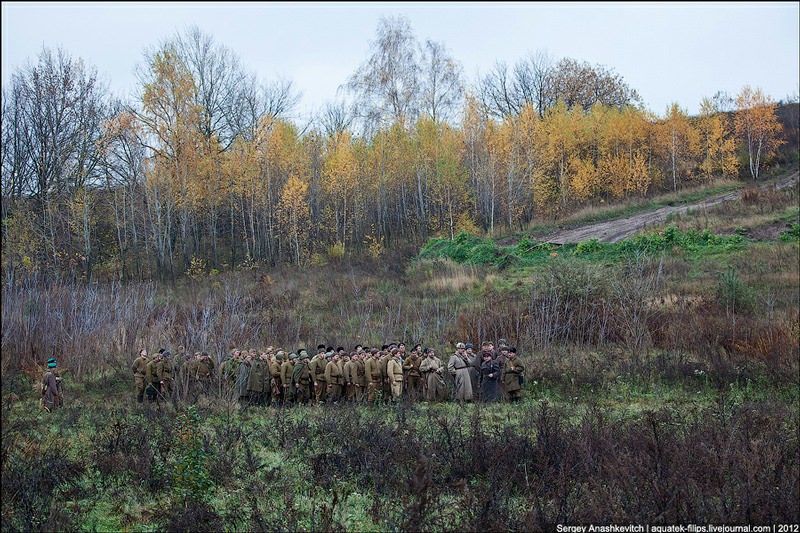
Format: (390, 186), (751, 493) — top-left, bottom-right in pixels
(542, 170), (799, 244)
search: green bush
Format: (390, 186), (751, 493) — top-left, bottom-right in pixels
(573, 238), (604, 256)
(780, 223), (800, 242)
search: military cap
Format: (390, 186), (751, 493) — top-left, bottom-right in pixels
(276, 353), (284, 360)
(290, 353), (298, 360)
(456, 342), (466, 349)
(47, 357), (57, 368)
(465, 343), (474, 349)
(299, 349), (308, 357)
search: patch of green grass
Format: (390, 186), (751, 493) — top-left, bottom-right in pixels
(420, 226), (749, 271)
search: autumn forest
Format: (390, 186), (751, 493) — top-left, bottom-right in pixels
(1, 17), (794, 285)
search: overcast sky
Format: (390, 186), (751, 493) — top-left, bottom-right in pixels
(2, 1), (799, 122)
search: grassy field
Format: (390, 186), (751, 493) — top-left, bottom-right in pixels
(2, 174), (798, 531)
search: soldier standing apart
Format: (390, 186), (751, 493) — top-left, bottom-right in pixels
(131, 349), (150, 404)
(386, 349), (404, 402)
(41, 358), (62, 412)
(503, 347), (525, 402)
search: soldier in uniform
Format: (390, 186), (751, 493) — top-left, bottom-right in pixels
(364, 349), (382, 403)
(402, 346), (423, 402)
(131, 349), (150, 404)
(448, 343), (474, 402)
(193, 351), (215, 402)
(465, 343), (480, 401)
(480, 351), (500, 402)
(292, 350), (313, 405)
(270, 352), (284, 406)
(324, 352), (344, 403)
(496, 345), (510, 401)
(309, 346), (328, 404)
(235, 352), (252, 405)
(281, 353), (297, 405)
(386, 349), (404, 402)
(379, 348), (392, 403)
(41, 358), (62, 412)
(353, 352), (367, 402)
(419, 348), (447, 402)
(176, 345), (190, 375)
(219, 349), (240, 397)
(503, 347), (525, 402)
(249, 350), (270, 405)
(157, 350), (174, 402)
(343, 352), (357, 402)
(145, 352), (163, 405)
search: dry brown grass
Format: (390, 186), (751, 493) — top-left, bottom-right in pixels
(419, 260), (479, 293)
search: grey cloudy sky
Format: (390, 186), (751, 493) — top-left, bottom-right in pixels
(2, 1), (798, 121)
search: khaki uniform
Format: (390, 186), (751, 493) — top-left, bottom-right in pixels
(270, 359), (283, 405)
(145, 359), (162, 403)
(292, 360), (312, 404)
(247, 359), (268, 404)
(419, 355), (447, 402)
(190, 357), (214, 403)
(503, 356), (525, 402)
(157, 357), (174, 400)
(281, 359), (296, 404)
(379, 355), (391, 402)
(41, 369), (60, 412)
(353, 357), (367, 402)
(364, 356), (382, 403)
(386, 356), (404, 400)
(402, 354), (423, 401)
(131, 354), (149, 403)
(324, 358), (343, 402)
(234, 360), (251, 402)
(309, 354), (327, 403)
(343, 359), (357, 402)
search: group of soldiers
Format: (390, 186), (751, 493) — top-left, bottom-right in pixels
(131, 338), (526, 407)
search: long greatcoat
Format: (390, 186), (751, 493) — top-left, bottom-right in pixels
(419, 355), (447, 401)
(448, 353), (474, 401)
(480, 358), (501, 402)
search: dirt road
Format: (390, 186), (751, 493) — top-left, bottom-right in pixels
(541, 171), (799, 245)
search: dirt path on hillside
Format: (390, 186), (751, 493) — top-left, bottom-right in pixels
(541, 171), (799, 244)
